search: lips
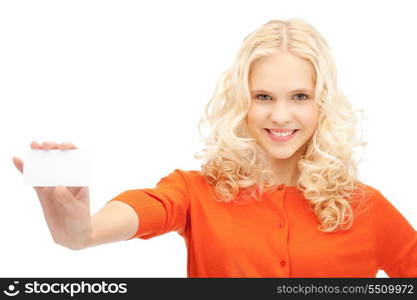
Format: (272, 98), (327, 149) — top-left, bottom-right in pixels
(265, 129), (299, 134)
(264, 128), (299, 142)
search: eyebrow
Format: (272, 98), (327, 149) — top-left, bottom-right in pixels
(251, 88), (314, 94)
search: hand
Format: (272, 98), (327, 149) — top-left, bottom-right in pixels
(12, 141), (92, 250)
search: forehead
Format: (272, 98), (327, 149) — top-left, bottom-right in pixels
(249, 53), (316, 91)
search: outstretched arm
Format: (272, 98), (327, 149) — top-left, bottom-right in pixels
(13, 141), (139, 250)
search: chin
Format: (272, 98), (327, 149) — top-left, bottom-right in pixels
(268, 149), (298, 160)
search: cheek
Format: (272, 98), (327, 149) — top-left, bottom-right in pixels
(245, 108), (264, 139)
(307, 114), (319, 131)
(301, 106), (320, 131)
(246, 107), (260, 128)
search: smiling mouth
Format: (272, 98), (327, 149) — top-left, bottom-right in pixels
(265, 129), (299, 136)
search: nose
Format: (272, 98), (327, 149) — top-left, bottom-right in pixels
(269, 100), (294, 125)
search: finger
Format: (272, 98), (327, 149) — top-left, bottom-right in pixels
(73, 187), (90, 210)
(41, 141), (58, 150)
(33, 186), (52, 196)
(48, 142), (59, 149)
(55, 185), (84, 214)
(67, 187), (82, 196)
(58, 142), (78, 150)
(12, 156), (23, 174)
(55, 185), (71, 205)
(31, 141), (41, 149)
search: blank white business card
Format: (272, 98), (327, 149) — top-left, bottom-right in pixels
(23, 150), (91, 186)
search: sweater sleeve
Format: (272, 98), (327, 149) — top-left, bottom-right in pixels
(371, 189), (417, 277)
(107, 169), (190, 240)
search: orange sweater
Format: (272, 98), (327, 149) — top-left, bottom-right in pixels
(109, 169), (417, 277)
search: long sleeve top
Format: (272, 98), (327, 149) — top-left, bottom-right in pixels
(108, 169), (417, 277)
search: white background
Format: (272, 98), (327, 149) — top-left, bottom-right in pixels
(1, 0), (416, 278)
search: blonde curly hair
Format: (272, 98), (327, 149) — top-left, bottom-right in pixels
(195, 19), (368, 232)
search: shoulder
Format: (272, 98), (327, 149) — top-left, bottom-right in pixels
(158, 169), (210, 189)
(359, 182), (382, 199)
(353, 181), (398, 215)
(174, 169), (204, 179)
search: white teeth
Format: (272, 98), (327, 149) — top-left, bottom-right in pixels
(269, 130), (295, 137)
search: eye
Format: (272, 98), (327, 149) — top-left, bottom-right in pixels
(293, 93), (309, 101)
(255, 94), (273, 101)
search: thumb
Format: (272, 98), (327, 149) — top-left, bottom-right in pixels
(12, 156), (23, 174)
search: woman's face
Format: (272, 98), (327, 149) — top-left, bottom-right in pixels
(247, 52), (319, 161)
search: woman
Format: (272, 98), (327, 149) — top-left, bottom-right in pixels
(13, 19), (417, 277)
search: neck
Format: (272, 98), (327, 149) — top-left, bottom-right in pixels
(269, 144), (307, 187)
